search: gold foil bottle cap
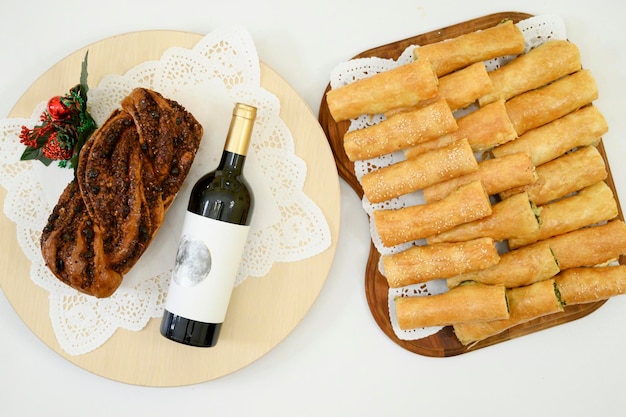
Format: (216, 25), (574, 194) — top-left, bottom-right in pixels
(224, 103), (257, 156)
(233, 102), (257, 120)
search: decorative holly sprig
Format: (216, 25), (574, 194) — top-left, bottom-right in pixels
(19, 52), (97, 174)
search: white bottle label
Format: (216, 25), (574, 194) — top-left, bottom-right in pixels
(164, 211), (250, 323)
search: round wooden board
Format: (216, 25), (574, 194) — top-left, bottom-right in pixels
(318, 12), (622, 357)
(0, 31), (341, 386)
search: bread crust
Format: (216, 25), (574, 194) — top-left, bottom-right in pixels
(40, 88), (203, 298)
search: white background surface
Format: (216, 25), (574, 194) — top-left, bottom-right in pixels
(1, 1), (626, 416)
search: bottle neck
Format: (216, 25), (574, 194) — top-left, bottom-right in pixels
(218, 150), (247, 174)
(224, 104), (255, 155)
(218, 103), (256, 175)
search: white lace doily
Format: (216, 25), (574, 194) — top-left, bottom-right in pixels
(329, 15), (567, 341)
(0, 26), (331, 355)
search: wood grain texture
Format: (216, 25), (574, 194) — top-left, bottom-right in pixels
(318, 12), (624, 357)
(0, 30), (341, 385)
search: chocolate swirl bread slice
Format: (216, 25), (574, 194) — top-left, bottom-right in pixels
(41, 88), (203, 298)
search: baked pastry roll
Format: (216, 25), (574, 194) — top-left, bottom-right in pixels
(491, 105), (608, 166)
(423, 152), (536, 203)
(374, 180), (492, 247)
(499, 146), (607, 205)
(479, 40), (582, 106)
(402, 134), (458, 160)
(427, 191), (539, 244)
(504, 69), (599, 136)
(543, 220), (626, 271)
(343, 99), (457, 161)
(508, 181), (618, 249)
(427, 100), (518, 153)
(395, 282), (509, 330)
(447, 242), (559, 289)
(361, 138), (477, 203)
(555, 266), (626, 305)
(382, 237), (500, 288)
(413, 19), (525, 77)
(326, 58), (439, 122)
(411, 62), (493, 112)
(403, 99), (517, 158)
(453, 279), (563, 346)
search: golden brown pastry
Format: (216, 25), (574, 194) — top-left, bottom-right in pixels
(326, 58), (439, 122)
(504, 69), (599, 136)
(479, 40), (581, 106)
(402, 135), (458, 160)
(508, 181), (618, 249)
(343, 98), (457, 161)
(427, 191), (539, 244)
(499, 146), (607, 205)
(395, 282), (509, 330)
(361, 138), (478, 203)
(41, 88), (203, 298)
(491, 105), (608, 166)
(415, 99), (518, 154)
(373, 180), (492, 247)
(408, 62), (493, 112)
(542, 220), (626, 271)
(555, 266), (626, 305)
(382, 237), (500, 288)
(414, 19), (525, 77)
(423, 152), (536, 203)
(453, 279), (564, 346)
(447, 242), (560, 289)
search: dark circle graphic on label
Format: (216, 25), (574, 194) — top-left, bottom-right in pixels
(172, 235), (212, 287)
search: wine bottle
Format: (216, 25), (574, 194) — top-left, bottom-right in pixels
(160, 103), (257, 347)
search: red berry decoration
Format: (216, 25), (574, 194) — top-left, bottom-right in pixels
(47, 96), (71, 121)
(17, 52), (97, 172)
(41, 132), (73, 161)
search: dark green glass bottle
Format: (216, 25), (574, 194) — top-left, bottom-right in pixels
(160, 103), (256, 347)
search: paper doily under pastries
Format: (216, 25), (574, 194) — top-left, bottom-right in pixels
(327, 14), (626, 347)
